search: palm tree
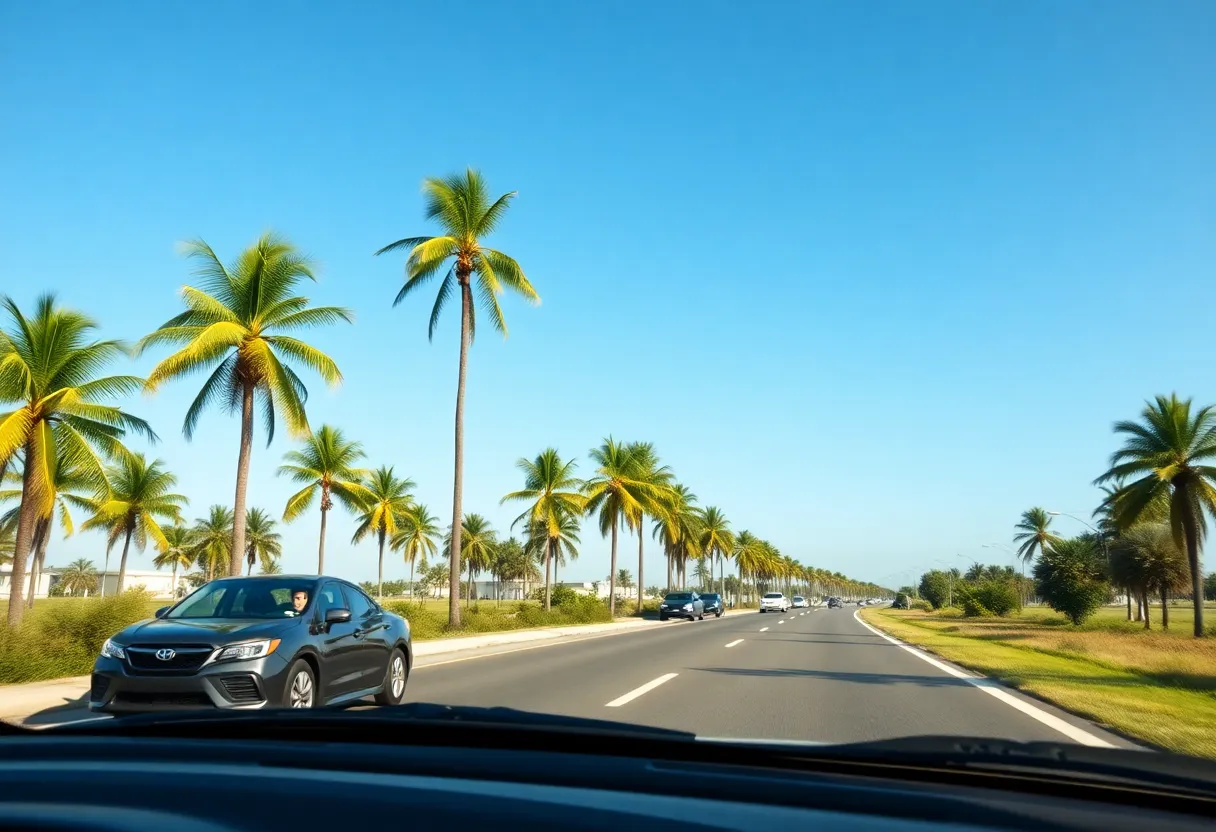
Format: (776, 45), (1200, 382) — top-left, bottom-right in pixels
(58, 557), (98, 597)
(523, 508), (581, 593)
(390, 504), (440, 600)
(622, 442), (674, 614)
(0, 295), (154, 624)
(80, 454), (187, 594)
(654, 483), (698, 592)
(501, 448), (586, 611)
(445, 514), (497, 607)
(697, 506), (735, 598)
(136, 233), (352, 576)
(375, 170), (539, 627)
(0, 519), (13, 566)
(244, 508), (283, 575)
(351, 466), (416, 598)
(1, 445), (107, 608)
(583, 438), (669, 616)
(1097, 394), (1216, 637)
(260, 560), (283, 575)
(153, 524), (195, 598)
(278, 425), (371, 574)
(192, 505), (234, 582)
(1013, 508), (1060, 565)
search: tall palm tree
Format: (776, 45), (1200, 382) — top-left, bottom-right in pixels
(153, 524), (196, 598)
(137, 233), (352, 576)
(390, 504), (440, 600)
(502, 448), (586, 611)
(80, 454), (187, 594)
(376, 170), (539, 627)
(278, 425), (371, 574)
(58, 557), (98, 597)
(244, 508), (283, 575)
(523, 509), (581, 593)
(192, 505), (234, 582)
(623, 442), (674, 614)
(1097, 394), (1216, 637)
(351, 466), (416, 598)
(654, 483), (697, 592)
(583, 438), (668, 616)
(732, 532), (764, 604)
(445, 514), (497, 607)
(1013, 507), (1060, 566)
(0, 295), (154, 625)
(697, 506), (735, 598)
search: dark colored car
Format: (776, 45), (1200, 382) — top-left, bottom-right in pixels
(659, 591), (705, 621)
(699, 593), (724, 617)
(90, 575), (413, 713)
(828, 597), (843, 609)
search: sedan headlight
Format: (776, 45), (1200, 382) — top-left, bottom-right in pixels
(215, 638), (280, 663)
(100, 638), (126, 660)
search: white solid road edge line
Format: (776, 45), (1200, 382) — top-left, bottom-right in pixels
(851, 610), (1115, 748)
(605, 673), (678, 707)
(725, 639), (744, 648)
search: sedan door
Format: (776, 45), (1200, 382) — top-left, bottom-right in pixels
(312, 582), (363, 701)
(341, 584), (392, 692)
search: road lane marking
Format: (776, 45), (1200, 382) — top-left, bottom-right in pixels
(606, 673), (678, 707)
(725, 639), (744, 648)
(778, 620), (785, 624)
(851, 610), (1115, 748)
(759, 627), (769, 632)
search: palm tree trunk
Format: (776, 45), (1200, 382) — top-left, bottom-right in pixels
(608, 517), (619, 617)
(1183, 509), (1204, 637)
(317, 492), (329, 575)
(1126, 586), (1132, 620)
(447, 282), (474, 628)
(117, 526), (134, 594)
(6, 436), (41, 627)
(1142, 588), (1151, 629)
(101, 549), (111, 598)
(1161, 584), (1170, 630)
(171, 562), (178, 600)
(666, 547), (672, 594)
(544, 538), (552, 611)
(377, 530), (386, 599)
(230, 381), (255, 577)
(636, 521), (645, 615)
(26, 518), (49, 609)
(409, 556), (415, 602)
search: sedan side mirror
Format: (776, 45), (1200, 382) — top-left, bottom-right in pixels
(154, 606), (170, 618)
(325, 608), (352, 624)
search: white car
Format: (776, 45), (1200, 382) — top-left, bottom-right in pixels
(759, 592), (789, 613)
(792, 596), (808, 608)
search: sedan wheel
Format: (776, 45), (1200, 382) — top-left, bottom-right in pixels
(375, 648), (409, 706)
(285, 660), (316, 708)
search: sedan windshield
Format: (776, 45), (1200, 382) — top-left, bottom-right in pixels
(168, 579), (318, 620)
(664, 593), (693, 602)
(763, 593), (783, 599)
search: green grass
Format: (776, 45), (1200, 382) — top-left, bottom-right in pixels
(860, 605), (1216, 760)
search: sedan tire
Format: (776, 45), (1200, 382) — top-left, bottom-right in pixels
(284, 659), (317, 709)
(374, 648), (409, 706)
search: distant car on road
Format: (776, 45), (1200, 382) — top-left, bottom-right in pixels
(759, 592), (789, 613)
(792, 596), (808, 608)
(90, 575), (413, 714)
(699, 593), (725, 618)
(659, 591), (705, 621)
(827, 597), (843, 609)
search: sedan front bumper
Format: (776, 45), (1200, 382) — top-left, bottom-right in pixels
(658, 608), (698, 620)
(90, 652), (292, 713)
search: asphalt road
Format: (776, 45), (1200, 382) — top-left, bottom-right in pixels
(22, 607), (1132, 747)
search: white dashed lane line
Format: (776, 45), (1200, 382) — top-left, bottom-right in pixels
(759, 627), (769, 632)
(725, 639), (744, 648)
(605, 673), (679, 708)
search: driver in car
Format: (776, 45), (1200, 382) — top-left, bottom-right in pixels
(285, 589), (309, 616)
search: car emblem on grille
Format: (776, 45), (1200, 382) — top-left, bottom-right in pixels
(155, 648), (177, 661)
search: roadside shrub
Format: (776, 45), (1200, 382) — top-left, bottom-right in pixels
(958, 581), (1020, 618)
(910, 599), (933, 612)
(1034, 537), (1110, 625)
(0, 590), (160, 684)
(918, 571), (953, 609)
(531, 584), (578, 607)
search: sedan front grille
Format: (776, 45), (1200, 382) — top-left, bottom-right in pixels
(125, 644), (214, 674)
(220, 674), (263, 703)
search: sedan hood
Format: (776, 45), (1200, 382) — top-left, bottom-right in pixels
(114, 617), (305, 645)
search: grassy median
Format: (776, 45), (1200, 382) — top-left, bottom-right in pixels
(859, 605), (1216, 760)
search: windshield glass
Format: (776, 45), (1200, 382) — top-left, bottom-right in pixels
(168, 580), (317, 619)
(1, 2), (1212, 769)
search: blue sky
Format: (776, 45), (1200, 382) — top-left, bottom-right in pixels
(2, 1), (1214, 588)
